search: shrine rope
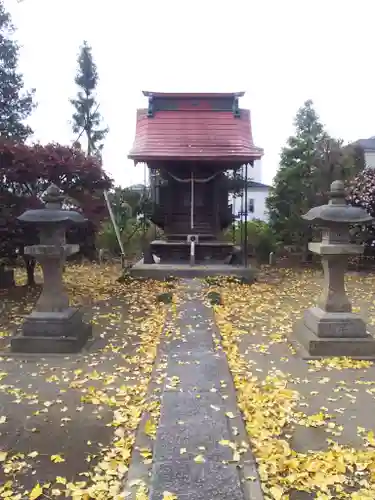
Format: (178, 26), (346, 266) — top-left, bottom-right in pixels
(167, 171), (220, 184)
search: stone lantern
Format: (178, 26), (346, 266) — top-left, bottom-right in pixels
(293, 180), (375, 357)
(11, 184), (92, 353)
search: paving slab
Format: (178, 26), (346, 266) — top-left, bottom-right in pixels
(164, 329), (215, 353)
(166, 352), (231, 393)
(151, 458), (244, 500)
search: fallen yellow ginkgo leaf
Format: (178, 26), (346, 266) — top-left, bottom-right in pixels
(162, 491), (178, 500)
(29, 483), (43, 500)
(194, 454), (205, 464)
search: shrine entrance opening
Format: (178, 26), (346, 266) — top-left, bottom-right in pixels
(167, 168), (217, 240)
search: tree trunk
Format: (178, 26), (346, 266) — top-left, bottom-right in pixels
(24, 256), (36, 286)
(301, 238), (311, 263)
(305, 249), (313, 263)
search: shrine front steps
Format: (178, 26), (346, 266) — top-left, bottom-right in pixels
(150, 240), (236, 262)
(129, 262), (257, 282)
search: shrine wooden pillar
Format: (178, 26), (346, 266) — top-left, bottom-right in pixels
(164, 170), (173, 235)
(212, 177), (219, 235)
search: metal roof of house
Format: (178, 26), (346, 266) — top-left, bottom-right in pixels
(128, 183), (145, 191)
(353, 136), (375, 150)
(248, 181), (270, 189)
(128, 92), (263, 163)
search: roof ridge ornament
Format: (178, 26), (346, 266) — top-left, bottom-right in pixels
(147, 94), (154, 118)
(233, 96), (240, 118)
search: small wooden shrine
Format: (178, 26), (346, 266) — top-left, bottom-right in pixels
(128, 91), (263, 278)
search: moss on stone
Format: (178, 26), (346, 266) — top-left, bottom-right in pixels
(117, 271), (133, 284)
(164, 275), (178, 283)
(207, 290), (222, 305)
(157, 291), (173, 304)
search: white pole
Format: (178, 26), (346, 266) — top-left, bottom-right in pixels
(190, 170), (194, 229)
(103, 190), (126, 258)
(190, 240), (195, 266)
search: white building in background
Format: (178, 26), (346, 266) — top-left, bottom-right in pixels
(229, 160), (271, 222)
(353, 137), (375, 168)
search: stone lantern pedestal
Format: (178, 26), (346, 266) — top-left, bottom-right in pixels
(293, 180), (375, 358)
(11, 184), (92, 354)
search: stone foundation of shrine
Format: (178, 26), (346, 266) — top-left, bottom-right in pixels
(129, 261), (257, 281)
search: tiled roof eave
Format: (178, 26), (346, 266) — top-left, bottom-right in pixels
(128, 107), (263, 162)
(128, 151), (263, 162)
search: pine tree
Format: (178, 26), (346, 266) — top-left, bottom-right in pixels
(0, 0), (35, 140)
(70, 41), (108, 155)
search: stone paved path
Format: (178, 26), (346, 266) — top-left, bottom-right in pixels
(125, 279), (263, 500)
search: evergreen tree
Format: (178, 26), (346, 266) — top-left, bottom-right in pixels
(0, 0), (35, 140)
(267, 100), (326, 248)
(70, 40), (108, 155)
(267, 100), (360, 250)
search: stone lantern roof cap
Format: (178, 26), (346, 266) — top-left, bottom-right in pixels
(302, 180), (373, 225)
(17, 184), (87, 225)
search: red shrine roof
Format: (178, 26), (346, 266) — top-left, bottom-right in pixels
(128, 91), (263, 163)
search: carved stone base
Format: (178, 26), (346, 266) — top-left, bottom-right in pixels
(11, 307), (92, 354)
(292, 319), (375, 358)
(304, 307), (367, 338)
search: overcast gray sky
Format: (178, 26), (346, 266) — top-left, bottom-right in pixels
(5, 0), (375, 187)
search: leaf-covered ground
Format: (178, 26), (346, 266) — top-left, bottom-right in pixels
(4, 265), (375, 500)
(212, 268), (375, 500)
(0, 264), (166, 499)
